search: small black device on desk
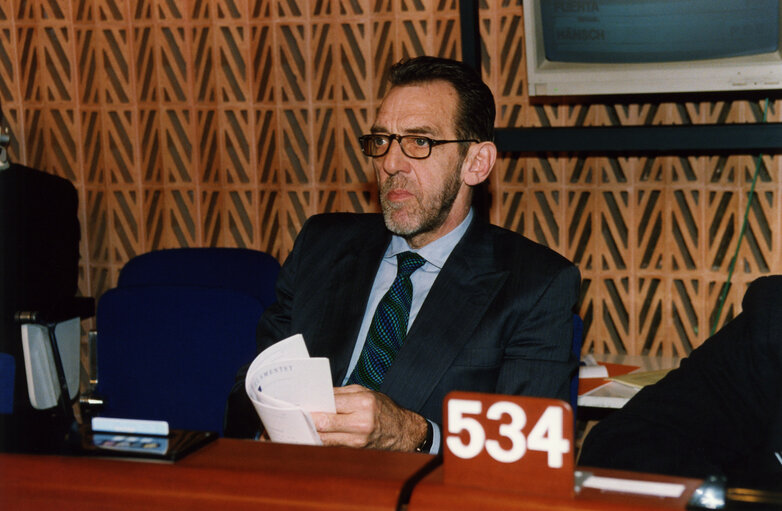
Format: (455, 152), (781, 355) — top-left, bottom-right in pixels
(76, 417), (216, 462)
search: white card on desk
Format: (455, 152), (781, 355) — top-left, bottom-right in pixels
(579, 365), (609, 379)
(92, 417), (170, 436)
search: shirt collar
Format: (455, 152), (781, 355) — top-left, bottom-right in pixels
(385, 209), (474, 269)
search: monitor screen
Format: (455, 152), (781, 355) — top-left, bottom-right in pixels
(524, 0), (782, 96)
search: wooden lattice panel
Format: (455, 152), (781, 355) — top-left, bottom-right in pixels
(0, 0), (780, 358)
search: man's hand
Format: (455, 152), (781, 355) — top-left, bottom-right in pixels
(311, 384), (428, 451)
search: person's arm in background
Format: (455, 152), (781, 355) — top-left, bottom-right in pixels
(578, 276), (782, 483)
(495, 262), (581, 402)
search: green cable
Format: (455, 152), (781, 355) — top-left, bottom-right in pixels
(710, 97), (770, 336)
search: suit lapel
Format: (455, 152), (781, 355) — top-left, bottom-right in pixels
(381, 219), (508, 412)
(309, 223), (390, 384)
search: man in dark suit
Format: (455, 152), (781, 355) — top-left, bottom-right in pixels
(225, 56), (580, 452)
(579, 275), (782, 490)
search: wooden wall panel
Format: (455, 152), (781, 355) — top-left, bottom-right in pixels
(1, 0), (781, 359)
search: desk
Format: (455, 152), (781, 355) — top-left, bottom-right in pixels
(0, 439), (436, 511)
(409, 465), (703, 511)
(0, 439), (705, 510)
(578, 354), (681, 410)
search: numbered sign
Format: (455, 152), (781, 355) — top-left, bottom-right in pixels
(443, 391), (574, 497)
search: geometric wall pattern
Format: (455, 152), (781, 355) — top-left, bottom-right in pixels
(1, 0), (781, 360)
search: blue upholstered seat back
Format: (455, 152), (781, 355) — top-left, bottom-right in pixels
(0, 352), (15, 415)
(116, 248), (280, 307)
(94, 247), (280, 435)
(95, 286), (262, 434)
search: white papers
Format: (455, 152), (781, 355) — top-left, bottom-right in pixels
(582, 475), (685, 498)
(579, 365), (609, 379)
(244, 334), (335, 445)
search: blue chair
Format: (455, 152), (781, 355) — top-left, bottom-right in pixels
(0, 353), (15, 415)
(89, 248), (280, 435)
(116, 247), (280, 308)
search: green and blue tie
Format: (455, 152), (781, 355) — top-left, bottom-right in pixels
(347, 251), (426, 390)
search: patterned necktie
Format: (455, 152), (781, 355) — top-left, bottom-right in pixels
(347, 251), (426, 390)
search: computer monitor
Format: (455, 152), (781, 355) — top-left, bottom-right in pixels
(523, 0), (782, 96)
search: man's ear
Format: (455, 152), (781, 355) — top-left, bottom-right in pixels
(462, 141), (496, 186)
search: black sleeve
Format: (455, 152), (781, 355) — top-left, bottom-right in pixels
(579, 276), (782, 482)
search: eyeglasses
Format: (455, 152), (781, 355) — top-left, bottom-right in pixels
(358, 134), (478, 159)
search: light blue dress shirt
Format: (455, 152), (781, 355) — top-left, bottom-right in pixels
(342, 209), (474, 453)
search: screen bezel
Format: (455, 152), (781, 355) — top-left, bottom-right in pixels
(523, 0), (782, 97)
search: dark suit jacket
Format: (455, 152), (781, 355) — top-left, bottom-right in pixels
(579, 276), (782, 490)
(225, 213), (580, 438)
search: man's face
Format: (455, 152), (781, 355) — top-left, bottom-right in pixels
(371, 81), (469, 248)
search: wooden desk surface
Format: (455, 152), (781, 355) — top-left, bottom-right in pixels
(0, 438), (436, 511)
(0, 439), (703, 511)
(408, 465), (703, 511)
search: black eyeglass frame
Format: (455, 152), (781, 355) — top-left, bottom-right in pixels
(358, 133), (479, 159)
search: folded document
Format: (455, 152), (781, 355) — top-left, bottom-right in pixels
(244, 334), (335, 445)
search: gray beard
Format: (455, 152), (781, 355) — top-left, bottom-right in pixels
(380, 168), (462, 240)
